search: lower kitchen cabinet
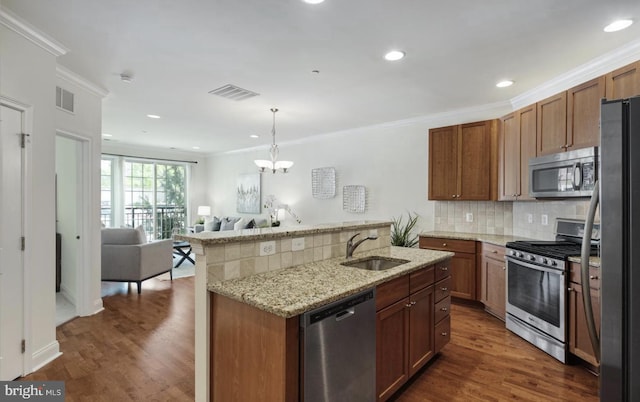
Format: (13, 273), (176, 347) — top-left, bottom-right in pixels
(480, 243), (506, 320)
(568, 261), (601, 367)
(376, 261), (449, 402)
(419, 237), (477, 300)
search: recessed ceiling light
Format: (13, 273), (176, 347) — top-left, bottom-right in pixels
(147, 114), (161, 119)
(192, 146), (201, 150)
(250, 134), (259, 138)
(303, 0), (325, 4)
(604, 19), (633, 32)
(496, 80), (514, 88)
(384, 50), (405, 61)
(102, 133), (113, 137)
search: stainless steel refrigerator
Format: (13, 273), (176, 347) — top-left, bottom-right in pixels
(597, 96), (640, 400)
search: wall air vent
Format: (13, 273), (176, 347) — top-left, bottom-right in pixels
(56, 86), (75, 113)
(208, 84), (259, 101)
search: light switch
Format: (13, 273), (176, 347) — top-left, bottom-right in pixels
(292, 237), (305, 251)
(527, 214), (533, 224)
(541, 214), (548, 226)
(465, 213), (473, 222)
(369, 229), (378, 238)
(259, 241), (276, 256)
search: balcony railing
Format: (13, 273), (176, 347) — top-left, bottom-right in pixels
(101, 205), (187, 240)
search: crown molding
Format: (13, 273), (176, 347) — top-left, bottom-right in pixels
(511, 38), (640, 110)
(0, 6), (68, 56)
(222, 100), (512, 155)
(56, 65), (109, 98)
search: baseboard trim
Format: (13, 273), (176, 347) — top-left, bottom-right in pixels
(60, 284), (77, 306)
(30, 341), (62, 374)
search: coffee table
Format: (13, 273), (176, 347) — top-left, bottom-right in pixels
(173, 241), (195, 267)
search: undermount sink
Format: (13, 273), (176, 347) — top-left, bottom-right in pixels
(341, 256), (410, 271)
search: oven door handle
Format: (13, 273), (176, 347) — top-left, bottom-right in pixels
(505, 255), (565, 275)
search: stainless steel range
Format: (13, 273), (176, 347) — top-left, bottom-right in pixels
(505, 219), (600, 363)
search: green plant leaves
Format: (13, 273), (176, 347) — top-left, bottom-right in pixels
(391, 212), (419, 247)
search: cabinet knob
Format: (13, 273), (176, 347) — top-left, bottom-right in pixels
(452, 195), (456, 198)
(590, 275), (599, 280)
(440, 266), (448, 271)
(502, 266), (506, 270)
(442, 243), (447, 247)
(441, 287), (448, 291)
(405, 303), (412, 308)
(441, 332), (448, 336)
(411, 301), (417, 306)
(491, 250), (498, 254)
(568, 287), (573, 292)
(441, 307), (448, 311)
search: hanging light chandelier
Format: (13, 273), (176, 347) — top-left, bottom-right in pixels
(254, 108), (293, 173)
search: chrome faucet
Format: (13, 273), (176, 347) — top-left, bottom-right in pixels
(346, 232), (378, 258)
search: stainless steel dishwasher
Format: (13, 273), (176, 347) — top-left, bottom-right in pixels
(301, 288), (376, 402)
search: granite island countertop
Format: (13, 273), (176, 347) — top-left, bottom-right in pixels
(208, 246), (454, 318)
(568, 255), (601, 267)
(419, 231), (535, 247)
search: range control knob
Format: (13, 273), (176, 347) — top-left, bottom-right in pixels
(517, 252), (524, 258)
(511, 250), (517, 256)
(528, 255), (536, 261)
(550, 260), (557, 266)
(542, 258), (549, 265)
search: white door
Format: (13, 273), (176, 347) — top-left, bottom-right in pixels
(0, 104), (25, 380)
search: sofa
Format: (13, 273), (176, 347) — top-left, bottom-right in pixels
(195, 216), (269, 233)
(101, 227), (173, 293)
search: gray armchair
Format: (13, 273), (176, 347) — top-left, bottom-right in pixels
(101, 228), (173, 293)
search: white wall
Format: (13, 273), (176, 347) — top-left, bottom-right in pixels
(1, 22), (60, 371)
(208, 123), (442, 232)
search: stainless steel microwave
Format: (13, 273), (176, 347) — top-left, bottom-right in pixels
(528, 147), (598, 198)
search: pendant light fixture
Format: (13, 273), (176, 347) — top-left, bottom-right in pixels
(254, 108), (294, 173)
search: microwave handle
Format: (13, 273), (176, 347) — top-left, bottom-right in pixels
(572, 162), (582, 190)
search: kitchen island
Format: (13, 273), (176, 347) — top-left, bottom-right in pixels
(175, 221), (453, 401)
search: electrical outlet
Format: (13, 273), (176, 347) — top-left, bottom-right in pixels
(527, 214), (533, 224)
(369, 229), (378, 238)
(541, 214), (548, 226)
(292, 237), (305, 251)
(259, 241), (276, 256)
(465, 213), (473, 223)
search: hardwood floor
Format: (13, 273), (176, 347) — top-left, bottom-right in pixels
(22, 280), (598, 402)
(392, 303), (599, 402)
(21, 278), (195, 402)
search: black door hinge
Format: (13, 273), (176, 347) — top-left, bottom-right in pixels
(21, 339), (25, 354)
(20, 133), (30, 148)
(21, 236), (25, 251)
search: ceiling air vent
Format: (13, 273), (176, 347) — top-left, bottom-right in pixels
(208, 84), (259, 101)
(56, 86), (75, 113)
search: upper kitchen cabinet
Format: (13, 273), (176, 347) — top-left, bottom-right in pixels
(605, 61), (640, 100)
(499, 105), (536, 201)
(566, 76), (605, 150)
(536, 92), (567, 156)
(428, 120), (497, 201)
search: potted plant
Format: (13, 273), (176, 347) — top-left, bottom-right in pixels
(391, 212), (419, 247)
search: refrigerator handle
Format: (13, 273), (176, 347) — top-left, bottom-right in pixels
(581, 179), (600, 362)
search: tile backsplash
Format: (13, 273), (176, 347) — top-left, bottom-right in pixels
(434, 201), (513, 235)
(434, 200), (596, 240)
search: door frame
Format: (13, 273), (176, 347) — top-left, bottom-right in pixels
(55, 130), (93, 317)
(0, 95), (32, 377)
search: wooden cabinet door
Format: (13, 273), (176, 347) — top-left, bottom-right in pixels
(518, 105), (537, 200)
(408, 286), (435, 376)
(568, 282), (601, 367)
(377, 297), (410, 401)
(429, 125), (458, 200)
(606, 61), (640, 100)
(450, 252), (477, 300)
(537, 92), (568, 156)
(499, 112), (519, 200)
(459, 121), (491, 200)
(480, 255), (506, 320)
(567, 76), (605, 151)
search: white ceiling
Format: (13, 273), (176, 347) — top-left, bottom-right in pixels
(4, 0), (640, 154)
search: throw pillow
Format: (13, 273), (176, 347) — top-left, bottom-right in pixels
(220, 217), (240, 231)
(134, 225), (147, 244)
(245, 219), (256, 229)
(233, 218), (246, 231)
(204, 216), (222, 231)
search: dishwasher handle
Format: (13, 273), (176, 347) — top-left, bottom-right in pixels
(335, 308), (355, 321)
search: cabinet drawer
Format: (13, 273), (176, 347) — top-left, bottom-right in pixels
(419, 237), (476, 254)
(435, 277), (451, 302)
(435, 315), (451, 353)
(435, 260), (451, 282)
(376, 275), (410, 311)
(435, 296), (451, 324)
(569, 262), (600, 290)
(482, 243), (505, 259)
(409, 265), (435, 293)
